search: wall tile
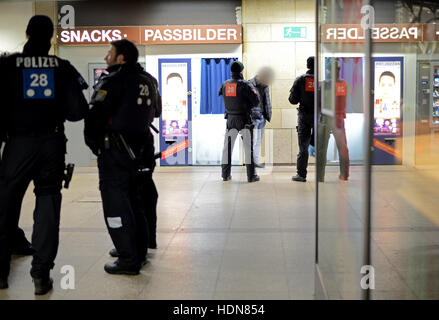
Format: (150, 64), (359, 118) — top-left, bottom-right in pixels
(294, 41), (315, 77)
(244, 42), (296, 80)
(242, 0), (316, 143)
(273, 129), (292, 164)
(243, 0), (296, 24)
(272, 79), (295, 109)
(281, 108), (297, 128)
(266, 108), (282, 129)
(295, 0), (316, 23)
(260, 128), (273, 163)
(291, 130), (299, 163)
(244, 24), (272, 42)
(243, 42), (274, 79)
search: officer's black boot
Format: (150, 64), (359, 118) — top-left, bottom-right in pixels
(109, 248), (119, 258)
(248, 175), (260, 183)
(33, 277), (53, 295)
(148, 241), (157, 250)
(108, 249), (147, 266)
(0, 262), (10, 290)
(0, 278), (8, 289)
(292, 175), (307, 182)
(246, 164), (259, 183)
(104, 260), (140, 275)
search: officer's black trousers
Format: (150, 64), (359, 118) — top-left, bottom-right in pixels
(12, 227), (32, 251)
(0, 133), (65, 279)
(296, 113), (314, 178)
(221, 125), (255, 179)
(98, 147), (150, 269)
(141, 178), (158, 248)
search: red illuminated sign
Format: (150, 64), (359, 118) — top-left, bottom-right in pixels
(57, 25), (242, 46)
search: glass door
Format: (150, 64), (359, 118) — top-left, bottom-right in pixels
(315, 0), (373, 300)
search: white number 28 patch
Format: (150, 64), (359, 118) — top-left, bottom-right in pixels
(23, 68), (55, 99)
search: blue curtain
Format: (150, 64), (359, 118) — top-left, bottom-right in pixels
(200, 58), (236, 114)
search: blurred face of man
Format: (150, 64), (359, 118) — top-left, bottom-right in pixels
(258, 69), (274, 86)
(105, 45), (125, 67)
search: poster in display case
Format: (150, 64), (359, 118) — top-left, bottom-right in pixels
(158, 59), (192, 166)
(432, 65), (439, 125)
(372, 57), (403, 165)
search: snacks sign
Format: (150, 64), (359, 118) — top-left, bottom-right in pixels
(57, 25), (242, 45)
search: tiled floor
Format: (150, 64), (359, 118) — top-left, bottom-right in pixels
(0, 166), (316, 300)
(1, 165), (438, 300)
(317, 165), (439, 300)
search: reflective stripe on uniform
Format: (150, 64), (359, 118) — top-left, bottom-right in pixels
(107, 217), (122, 229)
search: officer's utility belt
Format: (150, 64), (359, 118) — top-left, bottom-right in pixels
(7, 125), (63, 137)
(104, 132), (126, 152)
(104, 132), (153, 175)
(104, 132), (146, 160)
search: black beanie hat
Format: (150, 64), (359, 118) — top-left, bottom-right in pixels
(231, 61), (244, 73)
(26, 15), (54, 41)
(307, 56), (315, 70)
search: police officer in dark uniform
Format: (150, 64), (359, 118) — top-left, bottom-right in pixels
(289, 57), (315, 182)
(84, 39), (161, 275)
(0, 15), (89, 294)
(220, 61), (260, 183)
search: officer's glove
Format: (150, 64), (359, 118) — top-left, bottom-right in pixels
(309, 145), (316, 158)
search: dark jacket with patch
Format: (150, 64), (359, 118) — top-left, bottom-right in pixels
(289, 70), (315, 115)
(249, 76), (272, 122)
(0, 51), (88, 138)
(84, 63), (162, 156)
(218, 73), (260, 130)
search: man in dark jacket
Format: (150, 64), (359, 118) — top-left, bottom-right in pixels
(289, 57), (315, 182)
(84, 39), (161, 275)
(0, 15), (89, 294)
(249, 67), (274, 168)
(219, 61), (260, 182)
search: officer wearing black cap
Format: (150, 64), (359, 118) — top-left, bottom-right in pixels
(220, 61), (260, 182)
(289, 56), (315, 182)
(84, 39), (161, 275)
(0, 15), (89, 294)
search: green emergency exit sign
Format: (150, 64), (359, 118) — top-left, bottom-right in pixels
(284, 26), (307, 39)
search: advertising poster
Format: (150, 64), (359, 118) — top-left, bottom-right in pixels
(160, 62), (189, 139)
(93, 67), (106, 86)
(373, 59), (402, 136)
(432, 65), (439, 124)
(372, 57), (403, 165)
